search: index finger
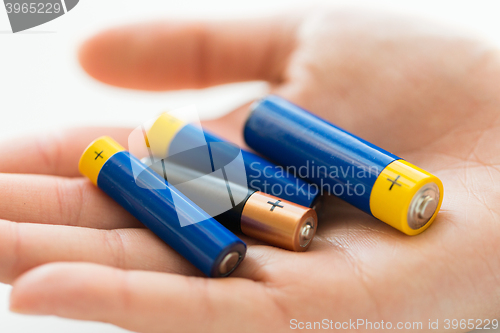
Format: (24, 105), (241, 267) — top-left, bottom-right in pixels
(0, 127), (132, 177)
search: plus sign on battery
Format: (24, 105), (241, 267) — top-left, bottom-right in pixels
(267, 200), (284, 212)
(387, 175), (402, 190)
(94, 150), (104, 160)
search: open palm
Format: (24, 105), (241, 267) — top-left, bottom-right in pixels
(4, 9), (500, 333)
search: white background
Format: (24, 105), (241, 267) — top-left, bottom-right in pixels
(1, 1), (500, 332)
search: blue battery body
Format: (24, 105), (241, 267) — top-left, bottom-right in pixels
(166, 124), (318, 208)
(97, 150), (246, 277)
(243, 95), (400, 214)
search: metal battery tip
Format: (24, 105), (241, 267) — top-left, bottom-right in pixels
(299, 220), (315, 247)
(407, 183), (440, 230)
(219, 251), (241, 276)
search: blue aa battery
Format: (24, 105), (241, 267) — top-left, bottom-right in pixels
(146, 114), (319, 208)
(79, 136), (246, 277)
(243, 95), (444, 236)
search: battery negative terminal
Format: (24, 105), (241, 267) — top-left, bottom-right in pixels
(219, 252), (242, 276)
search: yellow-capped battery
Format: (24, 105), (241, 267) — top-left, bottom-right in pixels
(243, 95), (444, 236)
(144, 111), (321, 209)
(79, 136), (247, 277)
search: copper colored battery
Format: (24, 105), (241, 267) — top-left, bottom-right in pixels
(241, 192), (317, 252)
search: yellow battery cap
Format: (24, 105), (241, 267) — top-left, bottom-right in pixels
(369, 160), (444, 236)
(147, 113), (187, 157)
(79, 136), (125, 186)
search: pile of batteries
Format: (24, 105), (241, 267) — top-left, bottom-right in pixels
(79, 95), (443, 277)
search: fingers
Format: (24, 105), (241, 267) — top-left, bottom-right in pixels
(79, 16), (299, 91)
(0, 220), (200, 284)
(0, 127), (132, 177)
(10, 263), (282, 333)
(0, 173), (140, 229)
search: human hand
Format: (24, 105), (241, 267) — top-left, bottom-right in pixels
(6, 8), (500, 333)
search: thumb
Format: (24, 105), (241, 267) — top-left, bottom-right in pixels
(79, 16), (300, 91)
(10, 263), (283, 333)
